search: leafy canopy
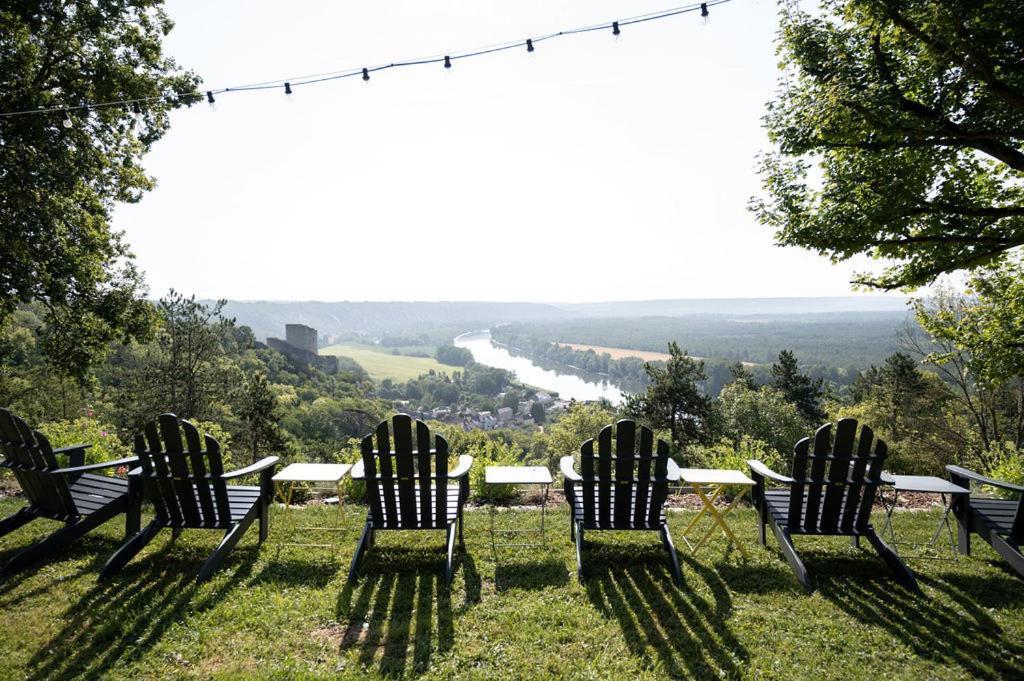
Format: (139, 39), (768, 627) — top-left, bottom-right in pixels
(0, 1), (199, 380)
(753, 1), (1024, 288)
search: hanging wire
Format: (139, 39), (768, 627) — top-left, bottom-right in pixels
(0, 0), (734, 119)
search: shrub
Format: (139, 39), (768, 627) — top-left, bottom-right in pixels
(687, 436), (784, 485)
(38, 417), (129, 465)
(978, 443), (1024, 499)
(467, 439), (523, 503)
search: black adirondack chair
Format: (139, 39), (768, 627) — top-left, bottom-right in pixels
(99, 414), (278, 583)
(748, 418), (917, 592)
(348, 415), (472, 585)
(560, 419), (682, 585)
(947, 465), (1024, 579)
(0, 408), (138, 576)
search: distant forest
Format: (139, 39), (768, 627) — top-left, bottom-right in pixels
(492, 312), (913, 396)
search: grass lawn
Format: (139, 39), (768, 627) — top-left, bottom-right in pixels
(319, 343), (460, 382)
(1, 499), (1023, 679)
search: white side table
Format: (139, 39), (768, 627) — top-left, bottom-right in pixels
(485, 465), (553, 556)
(272, 463), (352, 553)
(880, 474), (969, 560)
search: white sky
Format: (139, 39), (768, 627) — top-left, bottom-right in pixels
(112, 0), (895, 303)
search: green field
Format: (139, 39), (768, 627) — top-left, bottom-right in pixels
(1, 501), (1022, 679)
(319, 343), (460, 382)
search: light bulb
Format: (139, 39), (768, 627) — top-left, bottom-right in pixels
(62, 111), (73, 128)
(701, 3), (710, 25)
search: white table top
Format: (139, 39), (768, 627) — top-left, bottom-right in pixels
(891, 475), (969, 495)
(272, 463), (352, 483)
(679, 468), (755, 486)
(485, 465), (552, 485)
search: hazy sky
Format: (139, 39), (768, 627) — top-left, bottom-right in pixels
(112, 0), (895, 302)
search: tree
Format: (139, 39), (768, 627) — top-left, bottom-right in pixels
(841, 351), (960, 473)
(238, 372), (286, 463)
(529, 401), (546, 424)
(542, 401), (614, 472)
(771, 350), (825, 422)
(728, 362), (757, 390)
(906, 283), (1024, 460)
(0, 2), (200, 380)
(717, 382), (808, 456)
(752, 1), (1024, 289)
(623, 342), (715, 448)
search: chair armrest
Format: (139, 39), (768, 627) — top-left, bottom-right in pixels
(222, 456), (280, 480)
(53, 443), (92, 454)
(560, 456), (581, 482)
(666, 459), (681, 483)
(449, 455), (473, 479)
(54, 443), (92, 468)
(747, 459), (794, 484)
(947, 465), (1024, 494)
(53, 456), (139, 476)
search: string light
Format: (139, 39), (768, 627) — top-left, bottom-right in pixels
(0, 0), (735, 120)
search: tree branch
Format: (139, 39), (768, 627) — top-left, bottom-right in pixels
(880, 1), (1024, 112)
(871, 35), (1024, 172)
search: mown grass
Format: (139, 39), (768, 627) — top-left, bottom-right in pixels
(1, 498), (1023, 679)
(318, 343), (460, 382)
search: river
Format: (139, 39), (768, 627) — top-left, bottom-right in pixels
(454, 330), (625, 405)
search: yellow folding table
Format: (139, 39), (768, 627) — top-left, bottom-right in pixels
(678, 468), (756, 558)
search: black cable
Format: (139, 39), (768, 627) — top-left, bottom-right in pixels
(0, 0), (734, 118)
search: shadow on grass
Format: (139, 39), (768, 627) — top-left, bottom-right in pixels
(23, 537), (257, 681)
(582, 540), (749, 678)
(250, 555), (340, 588)
(494, 558), (569, 592)
(335, 541), (480, 677)
(815, 560), (1024, 678)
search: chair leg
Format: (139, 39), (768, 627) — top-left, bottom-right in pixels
(569, 517), (575, 543)
(661, 523), (683, 586)
(1, 512), (106, 576)
(445, 523), (458, 585)
(865, 528), (919, 593)
(851, 536), (861, 549)
(770, 523), (812, 591)
(100, 521), (162, 581)
(196, 518), (253, 584)
(574, 522), (585, 583)
(987, 532), (1024, 579)
(258, 499), (269, 544)
(170, 527), (182, 544)
(458, 507), (465, 548)
(347, 522), (372, 583)
(0, 507), (36, 538)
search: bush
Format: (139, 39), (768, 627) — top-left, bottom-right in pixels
(978, 443), (1024, 499)
(467, 439), (523, 503)
(38, 417), (130, 465)
(687, 436), (784, 484)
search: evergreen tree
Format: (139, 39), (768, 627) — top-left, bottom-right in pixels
(770, 350), (825, 422)
(624, 342), (714, 448)
(238, 372), (286, 463)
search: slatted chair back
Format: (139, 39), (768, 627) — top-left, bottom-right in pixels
(134, 413), (232, 528)
(361, 414), (450, 530)
(0, 408), (77, 518)
(578, 420), (671, 529)
(786, 418), (886, 534)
